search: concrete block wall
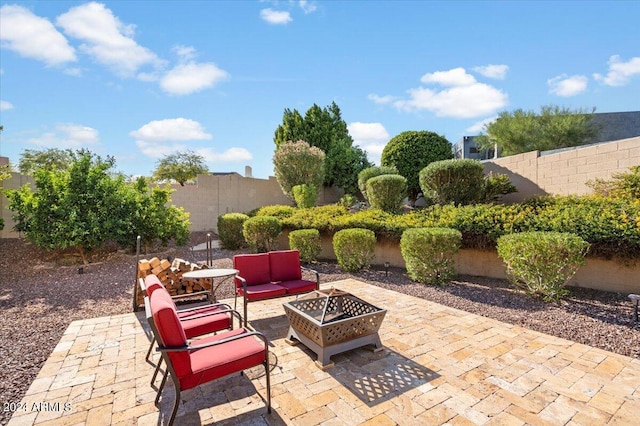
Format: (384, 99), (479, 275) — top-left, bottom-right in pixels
(484, 137), (640, 202)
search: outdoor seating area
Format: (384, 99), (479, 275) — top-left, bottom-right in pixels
(8, 278), (640, 425)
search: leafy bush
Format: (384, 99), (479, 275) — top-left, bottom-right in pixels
(217, 213), (249, 250)
(292, 184), (319, 208)
(332, 228), (376, 271)
(288, 229), (321, 263)
(273, 140), (325, 199)
(357, 165), (398, 202)
(400, 227), (462, 285)
(253, 205), (296, 219)
(242, 215), (282, 253)
(483, 172), (517, 201)
(339, 194), (358, 209)
(497, 231), (590, 301)
(419, 159), (485, 206)
(366, 174), (407, 213)
(587, 165), (640, 200)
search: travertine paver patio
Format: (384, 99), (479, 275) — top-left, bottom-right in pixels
(8, 279), (640, 425)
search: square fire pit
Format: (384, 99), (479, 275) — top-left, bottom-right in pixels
(283, 288), (386, 368)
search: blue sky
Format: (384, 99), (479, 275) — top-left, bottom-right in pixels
(1, 1), (639, 179)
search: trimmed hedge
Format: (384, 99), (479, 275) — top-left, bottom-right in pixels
(366, 174), (407, 213)
(358, 165), (398, 202)
(497, 231), (590, 301)
(288, 229), (321, 263)
(252, 205), (296, 219)
(419, 159), (485, 206)
(217, 213), (249, 250)
(242, 215), (282, 253)
(332, 228), (376, 272)
(292, 184), (319, 208)
(400, 227), (462, 285)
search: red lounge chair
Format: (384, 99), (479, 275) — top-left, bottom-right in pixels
(148, 292), (271, 425)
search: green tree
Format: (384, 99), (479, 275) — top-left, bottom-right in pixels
(475, 105), (599, 156)
(381, 131), (453, 205)
(274, 102), (372, 193)
(273, 140), (325, 200)
(18, 148), (76, 174)
(153, 150), (209, 186)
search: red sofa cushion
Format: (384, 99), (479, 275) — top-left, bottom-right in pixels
(234, 253), (271, 287)
(278, 279), (317, 295)
(269, 250), (302, 282)
(238, 283), (287, 301)
(181, 329), (266, 390)
(181, 311), (231, 339)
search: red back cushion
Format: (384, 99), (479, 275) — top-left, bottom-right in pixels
(233, 253), (271, 287)
(150, 290), (190, 377)
(269, 250), (302, 282)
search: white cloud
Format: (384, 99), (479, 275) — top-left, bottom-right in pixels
(198, 147), (253, 163)
(56, 2), (162, 78)
(466, 116), (497, 134)
(260, 8), (292, 25)
(0, 4), (76, 67)
(0, 100), (14, 111)
(593, 55), (640, 86)
(160, 62), (229, 95)
(28, 124), (99, 149)
(348, 122), (390, 166)
(548, 74), (588, 97)
(420, 67), (476, 86)
(299, 1), (317, 14)
(130, 118), (212, 142)
(173, 45), (197, 61)
(394, 83), (508, 118)
(135, 140), (184, 159)
(472, 64), (509, 80)
(367, 94), (397, 104)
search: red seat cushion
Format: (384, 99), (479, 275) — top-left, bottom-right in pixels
(234, 253), (271, 287)
(181, 313), (231, 339)
(278, 279), (317, 295)
(269, 250), (302, 282)
(237, 283), (287, 301)
(180, 329), (266, 390)
(150, 291), (190, 377)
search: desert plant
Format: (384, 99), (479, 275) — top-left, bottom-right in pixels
(292, 184), (319, 208)
(366, 174), (407, 213)
(339, 194), (358, 209)
(497, 231), (590, 301)
(217, 213), (249, 250)
(288, 229), (321, 263)
(332, 228), (376, 272)
(273, 140), (325, 199)
(587, 165), (640, 200)
(483, 171), (517, 201)
(400, 227), (462, 285)
(357, 165), (398, 202)
(242, 215), (282, 253)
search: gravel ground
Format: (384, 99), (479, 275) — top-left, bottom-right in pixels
(1, 233), (639, 424)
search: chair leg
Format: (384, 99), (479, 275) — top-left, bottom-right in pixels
(244, 298), (248, 327)
(168, 378), (181, 426)
(146, 337), (156, 363)
(151, 357), (163, 386)
(265, 357), (271, 414)
(155, 370), (168, 407)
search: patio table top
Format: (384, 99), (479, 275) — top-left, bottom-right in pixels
(8, 278), (640, 425)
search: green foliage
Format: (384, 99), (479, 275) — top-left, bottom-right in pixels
(366, 174), (407, 213)
(332, 228), (376, 272)
(497, 231), (590, 301)
(292, 184), (319, 208)
(217, 213), (249, 250)
(475, 105), (599, 156)
(400, 227), (462, 285)
(152, 150), (209, 186)
(274, 102), (372, 193)
(18, 148), (76, 174)
(280, 204), (349, 232)
(242, 215), (282, 253)
(0, 163), (11, 230)
(339, 194), (358, 209)
(381, 131), (453, 204)
(273, 140), (325, 198)
(253, 205), (296, 219)
(483, 172), (517, 202)
(587, 165), (640, 200)
(288, 229), (321, 263)
(358, 165), (398, 202)
(419, 159), (485, 206)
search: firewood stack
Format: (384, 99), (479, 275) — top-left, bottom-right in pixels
(136, 257), (212, 306)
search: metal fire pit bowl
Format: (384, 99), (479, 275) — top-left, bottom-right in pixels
(283, 288), (386, 368)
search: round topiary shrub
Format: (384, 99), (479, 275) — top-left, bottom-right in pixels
(292, 184), (319, 209)
(288, 229), (321, 263)
(400, 227), (462, 285)
(242, 215), (282, 253)
(358, 165), (398, 202)
(332, 228), (376, 272)
(497, 231), (590, 301)
(419, 159), (485, 206)
(366, 174), (407, 213)
(217, 213), (249, 250)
